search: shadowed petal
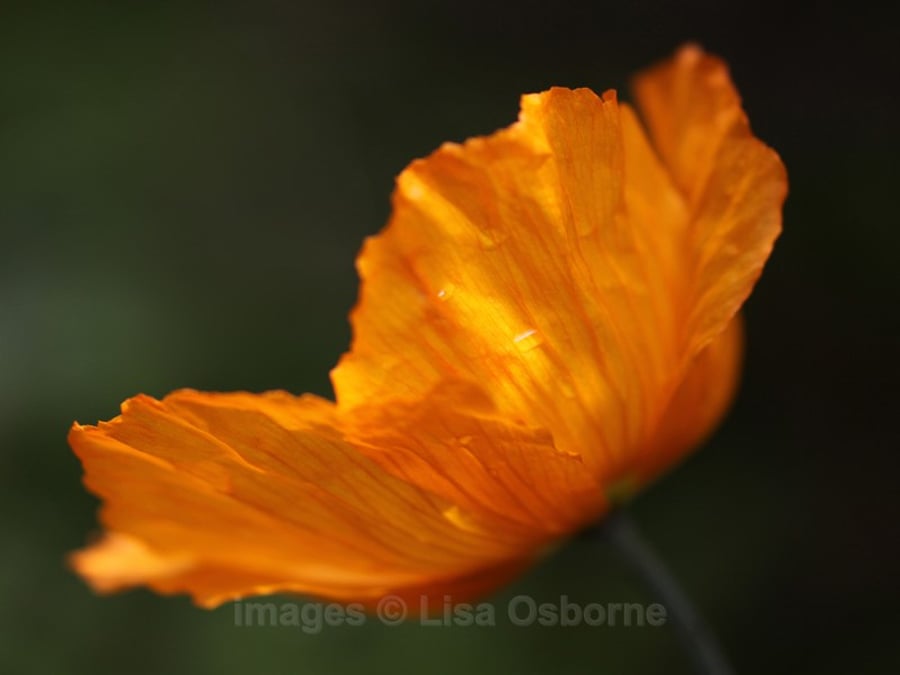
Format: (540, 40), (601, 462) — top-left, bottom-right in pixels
(628, 315), (744, 489)
(343, 381), (604, 532)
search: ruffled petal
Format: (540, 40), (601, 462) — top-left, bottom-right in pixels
(333, 88), (688, 479)
(333, 48), (785, 486)
(633, 44), (788, 353)
(69, 390), (565, 607)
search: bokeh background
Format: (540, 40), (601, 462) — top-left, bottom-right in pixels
(2, 1), (897, 673)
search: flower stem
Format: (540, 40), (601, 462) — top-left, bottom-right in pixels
(599, 510), (736, 675)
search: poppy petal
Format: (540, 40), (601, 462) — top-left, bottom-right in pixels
(72, 533), (531, 611)
(333, 88), (686, 479)
(69, 390), (576, 606)
(333, 50), (785, 485)
(633, 44), (788, 353)
(630, 314), (744, 488)
(343, 380), (604, 532)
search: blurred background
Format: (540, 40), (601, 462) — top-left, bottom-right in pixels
(1, 1), (897, 673)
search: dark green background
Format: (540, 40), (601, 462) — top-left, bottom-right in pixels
(2, 1), (897, 673)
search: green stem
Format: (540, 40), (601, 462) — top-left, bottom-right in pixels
(599, 510), (736, 675)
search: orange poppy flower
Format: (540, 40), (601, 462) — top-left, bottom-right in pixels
(69, 45), (786, 609)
